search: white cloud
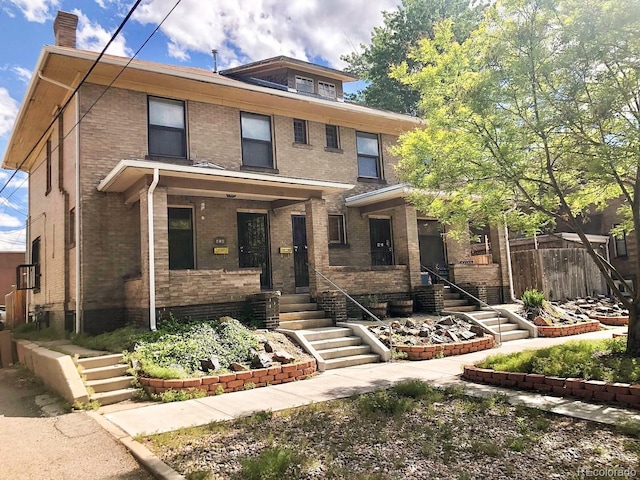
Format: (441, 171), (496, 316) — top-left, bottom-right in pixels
(132, 0), (400, 69)
(0, 88), (19, 138)
(73, 9), (133, 57)
(7, 0), (59, 23)
(0, 227), (26, 251)
(0, 212), (23, 228)
(12, 66), (32, 84)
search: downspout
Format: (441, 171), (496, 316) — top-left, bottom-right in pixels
(75, 93), (81, 334)
(504, 222), (518, 302)
(148, 169), (159, 331)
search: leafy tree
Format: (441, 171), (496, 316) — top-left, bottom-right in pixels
(341, 0), (484, 115)
(391, 0), (640, 354)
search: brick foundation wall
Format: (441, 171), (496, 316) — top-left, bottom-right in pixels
(139, 359), (317, 394)
(318, 265), (410, 295)
(346, 291), (412, 318)
(463, 365), (640, 409)
(157, 301), (248, 324)
(250, 292), (280, 329)
(413, 284), (444, 313)
(317, 290), (347, 322)
(396, 336), (494, 360)
(165, 269), (261, 306)
(83, 308), (127, 334)
(537, 320), (601, 337)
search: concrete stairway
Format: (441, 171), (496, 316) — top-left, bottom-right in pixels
(441, 286), (530, 342)
(77, 353), (138, 406)
(278, 294), (380, 370)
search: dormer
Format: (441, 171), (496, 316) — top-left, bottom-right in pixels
(220, 56), (358, 102)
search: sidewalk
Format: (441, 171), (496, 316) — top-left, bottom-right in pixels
(104, 326), (639, 438)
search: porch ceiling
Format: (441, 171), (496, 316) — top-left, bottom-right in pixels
(97, 159), (354, 205)
(345, 183), (414, 215)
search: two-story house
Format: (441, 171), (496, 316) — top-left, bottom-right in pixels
(2, 12), (513, 334)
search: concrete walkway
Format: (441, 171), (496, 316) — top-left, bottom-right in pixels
(104, 326), (639, 438)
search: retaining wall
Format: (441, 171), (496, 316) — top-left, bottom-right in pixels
(395, 336), (494, 360)
(537, 320), (601, 337)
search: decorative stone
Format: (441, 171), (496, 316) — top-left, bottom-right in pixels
(404, 318), (416, 328)
(272, 350), (295, 364)
(230, 362), (249, 372)
(264, 341), (276, 353)
(252, 353), (272, 369)
(200, 356), (220, 372)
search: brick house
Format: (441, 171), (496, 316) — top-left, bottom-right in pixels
(2, 12), (513, 333)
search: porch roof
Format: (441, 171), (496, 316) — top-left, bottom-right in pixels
(345, 183), (414, 214)
(97, 159), (354, 207)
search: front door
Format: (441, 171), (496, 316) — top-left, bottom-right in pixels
(292, 215), (309, 290)
(168, 207), (195, 270)
(237, 212), (271, 289)
(369, 218), (393, 265)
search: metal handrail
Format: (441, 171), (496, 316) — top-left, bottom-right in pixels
(308, 264), (395, 353)
(421, 265), (503, 342)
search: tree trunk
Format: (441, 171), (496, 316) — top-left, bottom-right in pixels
(627, 299), (640, 356)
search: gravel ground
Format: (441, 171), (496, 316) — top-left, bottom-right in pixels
(143, 385), (640, 480)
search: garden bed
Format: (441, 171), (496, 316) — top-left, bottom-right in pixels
(463, 365), (640, 409)
(139, 360), (317, 395)
(536, 319), (601, 337)
(395, 335), (494, 360)
(597, 315), (629, 326)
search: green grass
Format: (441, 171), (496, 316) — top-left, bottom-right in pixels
(11, 322), (66, 341)
(235, 446), (302, 480)
(71, 326), (146, 352)
(477, 338), (640, 382)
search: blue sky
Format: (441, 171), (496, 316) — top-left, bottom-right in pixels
(0, 0), (400, 251)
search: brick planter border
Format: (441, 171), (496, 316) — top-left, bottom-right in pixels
(597, 316), (629, 326)
(463, 365), (640, 410)
(613, 332), (628, 339)
(537, 320), (601, 338)
(395, 335), (494, 361)
(138, 360), (317, 395)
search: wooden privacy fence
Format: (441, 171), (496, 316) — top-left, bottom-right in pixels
(511, 248), (607, 301)
(4, 287), (26, 328)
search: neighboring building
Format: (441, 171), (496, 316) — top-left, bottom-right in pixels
(1, 11), (512, 333)
(0, 251), (25, 298)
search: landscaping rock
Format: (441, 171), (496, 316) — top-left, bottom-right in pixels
(404, 318), (416, 328)
(251, 353), (272, 369)
(263, 341), (276, 353)
(272, 350), (295, 364)
(200, 356), (221, 372)
(230, 362), (248, 372)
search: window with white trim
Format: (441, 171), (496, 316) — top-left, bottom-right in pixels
(328, 215), (346, 244)
(295, 76), (314, 94)
(356, 131), (381, 179)
(318, 81), (336, 98)
(293, 119), (307, 144)
(614, 225), (628, 257)
(325, 125), (339, 149)
(148, 96), (186, 158)
(241, 112), (273, 167)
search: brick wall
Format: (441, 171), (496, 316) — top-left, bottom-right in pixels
(164, 269), (261, 306)
(317, 265), (410, 295)
(450, 264), (501, 286)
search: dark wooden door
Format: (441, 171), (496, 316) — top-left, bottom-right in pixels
(292, 215), (309, 288)
(369, 218), (393, 265)
(168, 207), (194, 270)
(237, 212), (271, 289)
(419, 234), (448, 280)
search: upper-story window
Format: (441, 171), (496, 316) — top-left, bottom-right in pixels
(45, 138), (52, 195)
(614, 225), (628, 257)
(241, 112), (273, 168)
(326, 125), (339, 149)
(318, 81), (336, 99)
(148, 96), (186, 158)
(293, 119), (308, 144)
(356, 131), (381, 179)
(295, 76), (314, 94)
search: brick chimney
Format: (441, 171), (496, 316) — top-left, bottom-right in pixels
(53, 11), (78, 48)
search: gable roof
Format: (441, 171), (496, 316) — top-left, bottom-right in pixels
(220, 55), (359, 82)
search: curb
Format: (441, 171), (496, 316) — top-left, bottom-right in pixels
(88, 411), (185, 480)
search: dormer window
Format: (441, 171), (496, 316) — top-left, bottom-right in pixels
(295, 76), (314, 94)
(318, 81), (336, 99)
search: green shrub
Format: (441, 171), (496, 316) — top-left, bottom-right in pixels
(236, 446), (302, 480)
(158, 388), (206, 403)
(129, 318), (259, 378)
(356, 390), (414, 417)
(521, 289), (545, 311)
(393, 380), (443, 403)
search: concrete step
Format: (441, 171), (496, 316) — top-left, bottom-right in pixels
(324, 354), (380, 370)
(444, 305), (478, 312)
(280, 303), (317, 313)
(477, 317), (510, 327)
(280, 294), (311, 305)
(279, 318), (334, 330)
(301, 327), (353, 341)
(443, 299), (470, 307)
(498, 329), (530, 342)
(77, 353), (124, 370)
(471, 311), (499, 320)
(91, 387), (138, 406)
(85, 375), (134, 393)
(490, 323), (519, 333)
(309, 336), (361, 350)
(280, 310), (326, 322)
(443, 293), (461, 300)
(83, 364), (129, 381)
(318, 345), (371, 360)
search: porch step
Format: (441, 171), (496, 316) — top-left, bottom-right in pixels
(77, 353), (124, 369)
(476, 316), (510, 327)
(443, 293), (461, 300)
(85, 375), (134, 393)
(90, 388), (138, 406)
(280, 310), (326, 322)
(497, 329), (530, 342)
(463, 310), (531, 343)
(471, 311), (498, 320)
(444, 305), (478, 312)
(316, 345), (371, 360)
(324, 354), (380, 370)
(309, 336), (362, 350)
(279, 318), (334, 330)
(280, 294), (311, 305)
(83, 364), (129, 381)
(443, 299), (469, 307)
(302, 327), (353, 342)
(280, 303), (317, 313)
(490, 323), (519, 333)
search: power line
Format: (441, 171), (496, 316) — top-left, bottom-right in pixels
(0, 0), (184, 227)
(0, 0), (144, 198)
